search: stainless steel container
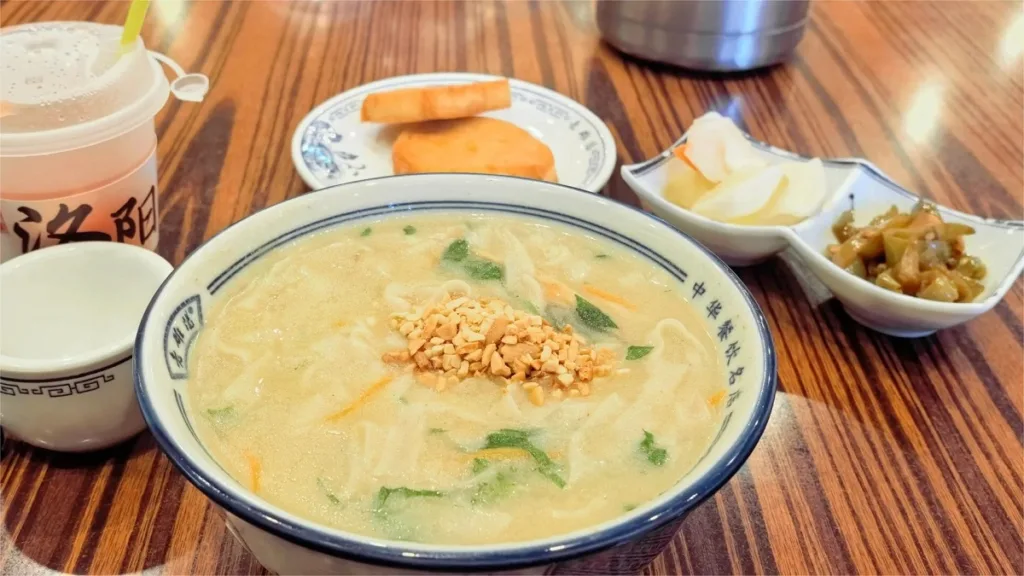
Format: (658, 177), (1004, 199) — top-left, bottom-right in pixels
(597, 0), (810, 72)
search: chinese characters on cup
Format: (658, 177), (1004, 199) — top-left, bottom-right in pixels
(6, 186), (157, 254)
(0, 147), (161, 259)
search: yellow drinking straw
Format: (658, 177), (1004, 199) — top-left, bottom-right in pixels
(120, 0), (151, 54)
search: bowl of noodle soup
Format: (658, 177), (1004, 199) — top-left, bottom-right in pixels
(134, 174), (776, 574)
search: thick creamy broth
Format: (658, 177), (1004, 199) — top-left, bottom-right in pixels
(188, 214), (726, 544)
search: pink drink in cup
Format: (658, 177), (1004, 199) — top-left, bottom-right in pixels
(0, 22), (206, 262)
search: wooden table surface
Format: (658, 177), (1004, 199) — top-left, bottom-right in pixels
(2, 1), (1022, 574)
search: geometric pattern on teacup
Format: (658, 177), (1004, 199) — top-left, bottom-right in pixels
(0, 354), (131, 397)
(1, 372), (113, 397)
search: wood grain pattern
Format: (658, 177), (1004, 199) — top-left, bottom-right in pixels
(2, 1), (1022, 574)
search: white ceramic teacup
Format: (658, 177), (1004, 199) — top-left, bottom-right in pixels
(0, 241), (172, 451)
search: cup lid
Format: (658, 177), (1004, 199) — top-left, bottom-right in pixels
(0, 22), (205, 156)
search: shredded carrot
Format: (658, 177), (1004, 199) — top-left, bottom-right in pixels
(707, 389), (727, 408)
(245, 451), (262, 493)
(582, 285), (636, 311)
(672, 142), (700, 172)
(540, 279), (574, 305)
(325, 375), (393, 422)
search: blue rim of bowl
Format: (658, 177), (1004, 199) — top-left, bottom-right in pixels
(134, 173), (777, 572)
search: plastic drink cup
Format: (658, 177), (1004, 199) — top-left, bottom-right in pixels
(0, 22), (207, 262)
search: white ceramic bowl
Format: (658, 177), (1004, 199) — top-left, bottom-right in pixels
(623, 135), (1024, 338)
(135, 174), (776, 574)
(0, 241), (172, 451)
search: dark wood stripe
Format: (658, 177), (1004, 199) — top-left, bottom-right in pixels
(583, 56), (644, 203)
(0, 452), (50, 570)
(492, 1), (516, 78)
(158, 100), (236, 263)
(675, 494), (738, 574)
(141, 460), (189, 569)
(153, 0), (236, 140)
(725, 468), (780, 574)
(117, 442), (173, 572)
(875, 3), (1018, 157)
(766, 267), (929, 571)
(806, 18), (933, 197)
(921, 343), (1023, 571)
(843, 332), (976, 572)
(937, 334), (1024, 492)
(528, 0), (555, 89)
(932, 129), (1020, 220)
(838, 334), (967, 572)
(993, 301), (1024, 371)
(549, 3), (582, 102)
(789, 56), (865, 157)
(811, 10), (1018, 217)
(952, 326), (1024, 444)
(752, 270), (874, 572)
(248, 2), (320, 211)
(70, 447), (136, 573)
(54, 463), (112, 571)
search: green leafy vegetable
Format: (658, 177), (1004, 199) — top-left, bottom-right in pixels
(482, 429), (565, 488)
(403, 225), (416, 235)
(639, 430), (668, 466)
(428, 427), (447, 435)
(575, 295), (618, 331)
(463, 258), (504, 281)
(471, 471), (516, 505)
(317, 477), (341, 505)
(626, 346), (654, 360)
(537, 465), (565, 487)
(482, 428), (535, 448)
(442, 239), (469, 262)
(373, 486), (443, 515)
(360, 227), (372, 237)
(471, 458), (490, 475)
(205, 406), (236, 423)
(440, 239), (504, 281)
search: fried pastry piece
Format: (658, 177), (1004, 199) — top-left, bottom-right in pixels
(361, 79), (511, 124)
(392, 117), (557, 182)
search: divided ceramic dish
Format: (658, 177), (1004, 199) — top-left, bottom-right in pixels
(623, 132), (1024, 338)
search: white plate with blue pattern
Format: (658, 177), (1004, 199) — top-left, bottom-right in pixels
(291, 73), (617, 193)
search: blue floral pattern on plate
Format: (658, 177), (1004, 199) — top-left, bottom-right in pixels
(299, 120), (366, 180)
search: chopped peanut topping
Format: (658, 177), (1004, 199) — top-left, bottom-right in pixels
(385, 294), (614, 403)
